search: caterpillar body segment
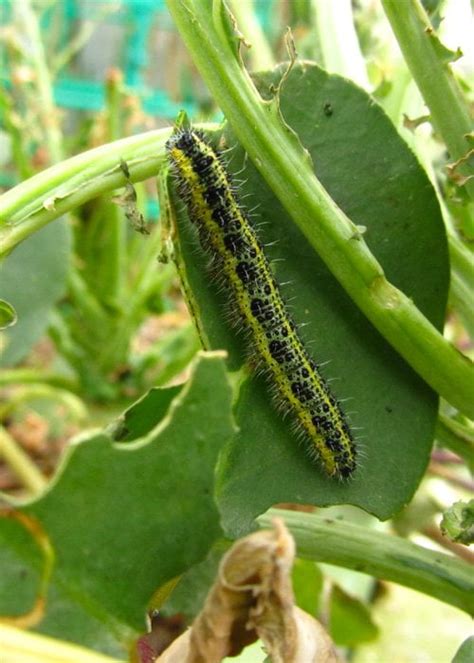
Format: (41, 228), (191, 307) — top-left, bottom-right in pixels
(166, 129), (356, 479)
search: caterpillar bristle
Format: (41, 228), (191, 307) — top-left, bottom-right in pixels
(166, 128), (357, 480)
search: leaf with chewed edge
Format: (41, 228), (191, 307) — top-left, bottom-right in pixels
(170, 63), (449, 536)
(0, 352), (235, 656)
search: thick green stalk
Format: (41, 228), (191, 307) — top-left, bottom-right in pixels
(166, 0), (474, 417)
(0, 129), (170, 256)
(258, 509), (474, 615)
(381, 0), (474, 200)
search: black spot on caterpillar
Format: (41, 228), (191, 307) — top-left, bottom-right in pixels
(166, 128), (356, 479)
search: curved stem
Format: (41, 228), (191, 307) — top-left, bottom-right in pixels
(0, 369), (78, 391)
(258, 508), (474, 615)
(0, 426), (47, 496)
(0, 130), (170, 256)
(0, 385), (87, 422)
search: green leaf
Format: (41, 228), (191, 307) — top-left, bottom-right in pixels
(110, 384), (183, 442)
(427, 30), (463, 64)
(171, 63), (448, 534)
(161, 539), (230, 621)
(453, 636), (474, 663)
(0, 298), (17, 329)
(0, 219), (71, 366)
(329, 584), (378, 646)
(441, 500), (474, 546)
(0, 353), (235, 656)
(291, 558), (323, 617)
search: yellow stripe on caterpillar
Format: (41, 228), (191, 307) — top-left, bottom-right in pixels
(166, 128), (356, 480)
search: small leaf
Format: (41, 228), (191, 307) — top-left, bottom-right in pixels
(0, 298), (17, 329)
(425, 28), (463, 64)
(329, 585), (378, 646)
(441, 500), (474, 546)
(292, 558), (323, 617)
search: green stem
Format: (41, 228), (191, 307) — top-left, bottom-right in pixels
(0, 385), (87, 421)
(166, 0), (474, 417)
(436, 414), (474, 471)
(13, 0), (63, 163)
(97, 229), (166, 370)
(68, 268), (107, 323)
(381, 0), (474, 200)
(258, 508), (474, 615)
(100, 70), (126, 304)
(448, 235), (474, 336)
(0, 368), (77, 391)
(48, 310), (87, 374)
(311, 0), (370, 89)
(376, 63), (473, 334)
(0, 129), (171, 256)
(228, 0), (275, 71)
(0, 88), (33, 179)
(0, 426), (47, 495)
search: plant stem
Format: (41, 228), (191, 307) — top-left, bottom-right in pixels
(311, 0), (370, 90)
(13, 0), (63, 163)
(0, 129), (171, 256)
(0, 369), (77, 391)
(100, 69), (126, 304)
(258, 508), (474, 615)
(0, 426), (47, 496)
(0, 88), (33, 180)
(67, 269), (107, 325)
(436, 414), (474, 471)
(448, 235), (474, 336)
(0, 385), (87, 421)
(165, 0), (474, 417)
(381, 0), (474, 200)
(0, 624), (123, 663)
(228, 0), (275, 71)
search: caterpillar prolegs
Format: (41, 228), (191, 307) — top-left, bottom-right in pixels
(166, 128), (356, 479)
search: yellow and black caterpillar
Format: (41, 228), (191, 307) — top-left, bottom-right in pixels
(166, 128), (356, 479)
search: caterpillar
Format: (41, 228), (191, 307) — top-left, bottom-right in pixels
(166, 128), (356, 479)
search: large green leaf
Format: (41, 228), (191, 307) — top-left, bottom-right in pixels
(0, 219), (71, 366)
(171, 63), (448, 535)
(0, 353), (235, 655)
